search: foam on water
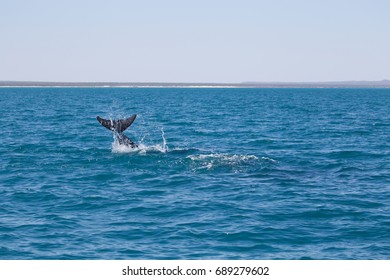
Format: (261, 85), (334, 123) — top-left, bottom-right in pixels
(187, 153), (259, 162)
(186, 153), (275, 171)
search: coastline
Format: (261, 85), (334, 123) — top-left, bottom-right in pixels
(1, 81), (390, 88)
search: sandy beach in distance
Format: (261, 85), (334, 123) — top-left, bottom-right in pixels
(1, 80), (390, 88)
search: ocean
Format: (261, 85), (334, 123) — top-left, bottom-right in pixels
(0, 87), (389, 259)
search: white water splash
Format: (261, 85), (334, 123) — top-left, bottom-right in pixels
(111, 127), (168, 154)
(161, 127), (168, 152)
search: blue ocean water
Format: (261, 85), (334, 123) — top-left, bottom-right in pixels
(0, 87), (389, 259)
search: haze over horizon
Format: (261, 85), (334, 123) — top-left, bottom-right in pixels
(1, 0), (389, 83)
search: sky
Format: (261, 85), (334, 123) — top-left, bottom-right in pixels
(1, 0), (389, 83)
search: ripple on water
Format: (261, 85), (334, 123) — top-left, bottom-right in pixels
(1, 88), (389, 259)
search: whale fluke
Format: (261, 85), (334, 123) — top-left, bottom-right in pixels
(96, 114), (138, 148)
(96, 114), (136, 133)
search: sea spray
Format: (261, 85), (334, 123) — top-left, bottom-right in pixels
(111, 127), (169, 154)
(161, 127), (168, 153)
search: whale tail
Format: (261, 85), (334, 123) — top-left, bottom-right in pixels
(96, 114), (138, 148)
(96, 114), (137, 133)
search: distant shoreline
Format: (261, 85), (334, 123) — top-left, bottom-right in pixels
(1, 80), (390, 88)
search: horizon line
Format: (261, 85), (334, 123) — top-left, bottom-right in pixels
(1, 80), (390, 89)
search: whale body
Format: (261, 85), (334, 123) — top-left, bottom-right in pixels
(96, 114), (138, 148)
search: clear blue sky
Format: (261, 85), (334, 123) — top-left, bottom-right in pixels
(1, 0), (389, 83)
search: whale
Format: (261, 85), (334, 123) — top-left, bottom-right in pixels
(96, 114), (138, 148)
